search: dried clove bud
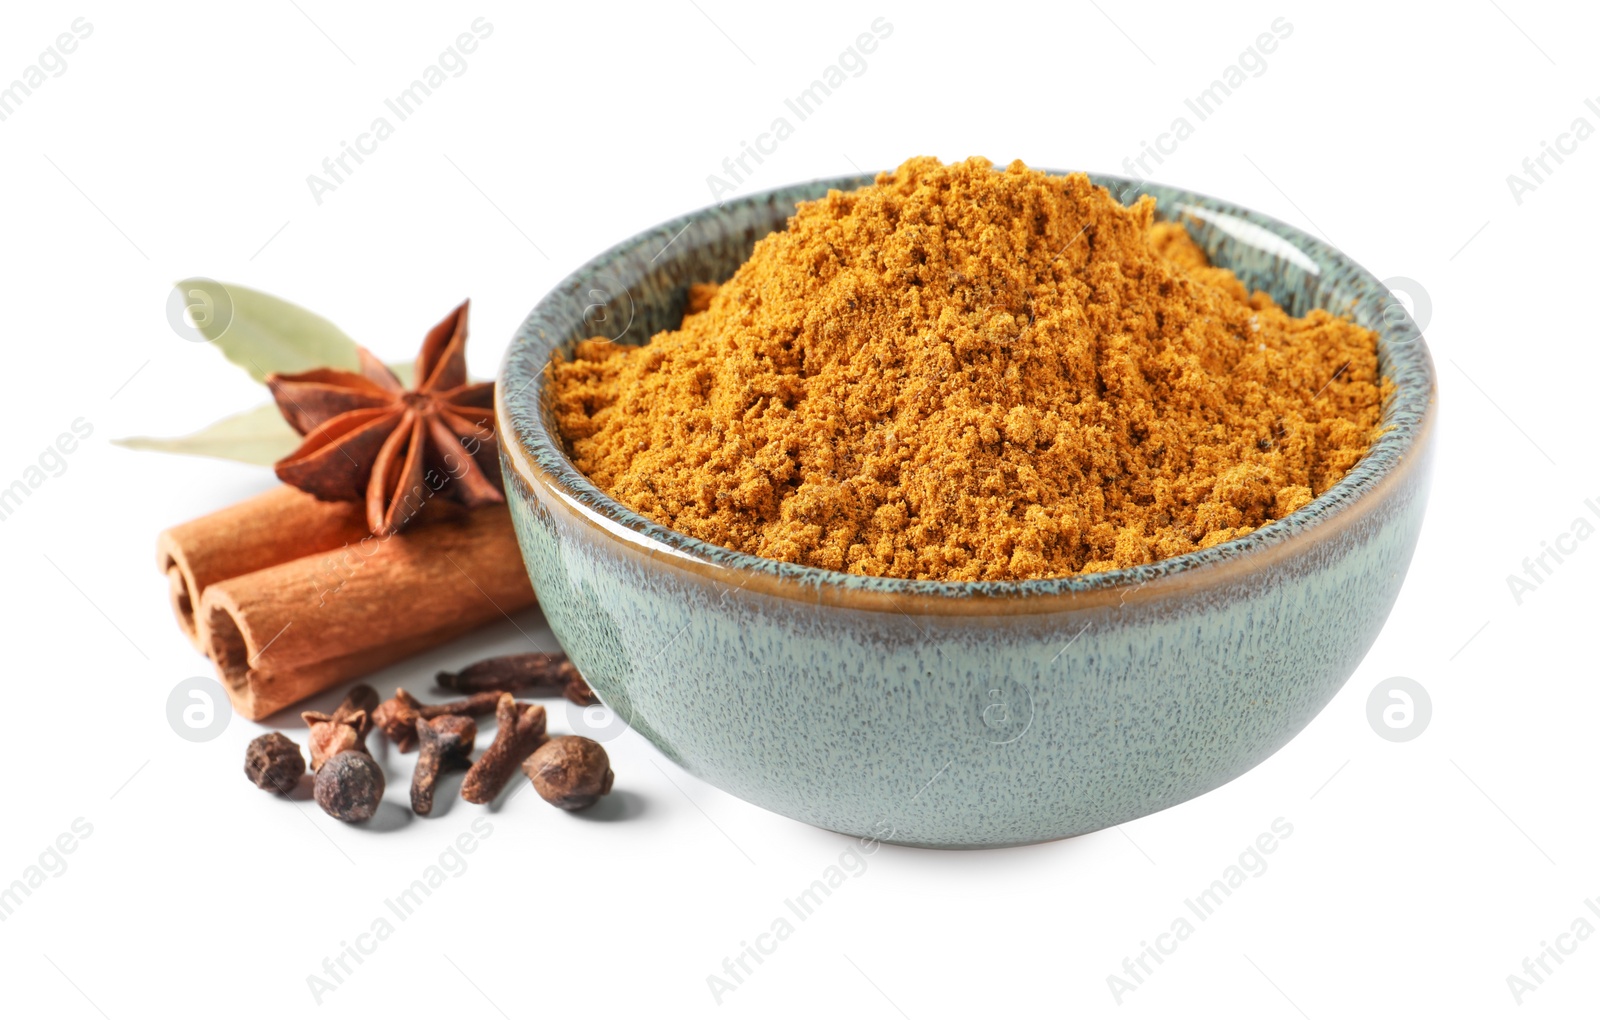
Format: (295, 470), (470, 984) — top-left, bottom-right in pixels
(437, 652), (567, 693)
(371, 689), (424, 751)
(411, 715), (476, 816)
(523, 736), (614, 811)
(438, 652), (598, 706)
(460, 694), (546, 804)
(563, 672), (600, 708)
(244, 732), (305, 794)
(373, 688), (503, 752)
(313, 750), (385, 823)
(302, 684), (379, 771)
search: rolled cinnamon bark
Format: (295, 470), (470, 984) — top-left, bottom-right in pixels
(199, 502), (536, 720)
(157, 487), (370, 649)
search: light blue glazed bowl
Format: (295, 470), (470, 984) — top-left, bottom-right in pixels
(496, 171), (1436, 849)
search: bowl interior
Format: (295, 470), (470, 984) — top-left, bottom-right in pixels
(499, 170), (1433, 599)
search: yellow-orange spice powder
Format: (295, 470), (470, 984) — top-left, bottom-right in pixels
(551, 157), (1388, 582)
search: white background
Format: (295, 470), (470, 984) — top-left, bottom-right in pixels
(1, 1), (1595, 1016)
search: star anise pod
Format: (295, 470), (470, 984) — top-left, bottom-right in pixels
(267, 300), (502, 536)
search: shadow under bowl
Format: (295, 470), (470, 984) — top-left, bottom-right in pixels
(496, 171), (1437, 849)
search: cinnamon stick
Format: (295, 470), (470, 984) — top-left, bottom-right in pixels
(197, 502), (535, 721)
(157, 487), (370, 648)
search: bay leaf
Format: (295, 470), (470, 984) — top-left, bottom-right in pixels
(114, 402), (301, 466)
(173, 279), (361, 381)
(115, 363), (416, 465)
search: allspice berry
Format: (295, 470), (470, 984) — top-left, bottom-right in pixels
(314, 751), (386, 822)
(522, 735), (614, 810)
(244, 732), (305, 794)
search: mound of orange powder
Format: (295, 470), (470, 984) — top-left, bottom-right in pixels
(551, 157), (1386, 582)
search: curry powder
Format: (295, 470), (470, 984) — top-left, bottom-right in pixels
(551, 157), (1387, 581)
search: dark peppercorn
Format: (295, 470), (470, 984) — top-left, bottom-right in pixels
(313, 751), (385, 822)
(244, 732), (305, 794)
(523, 735), (614, 811)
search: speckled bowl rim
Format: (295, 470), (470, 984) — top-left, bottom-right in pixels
(498, 170), (1436, 614)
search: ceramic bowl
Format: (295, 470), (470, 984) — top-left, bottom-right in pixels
(496, 171), (1436, 849)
